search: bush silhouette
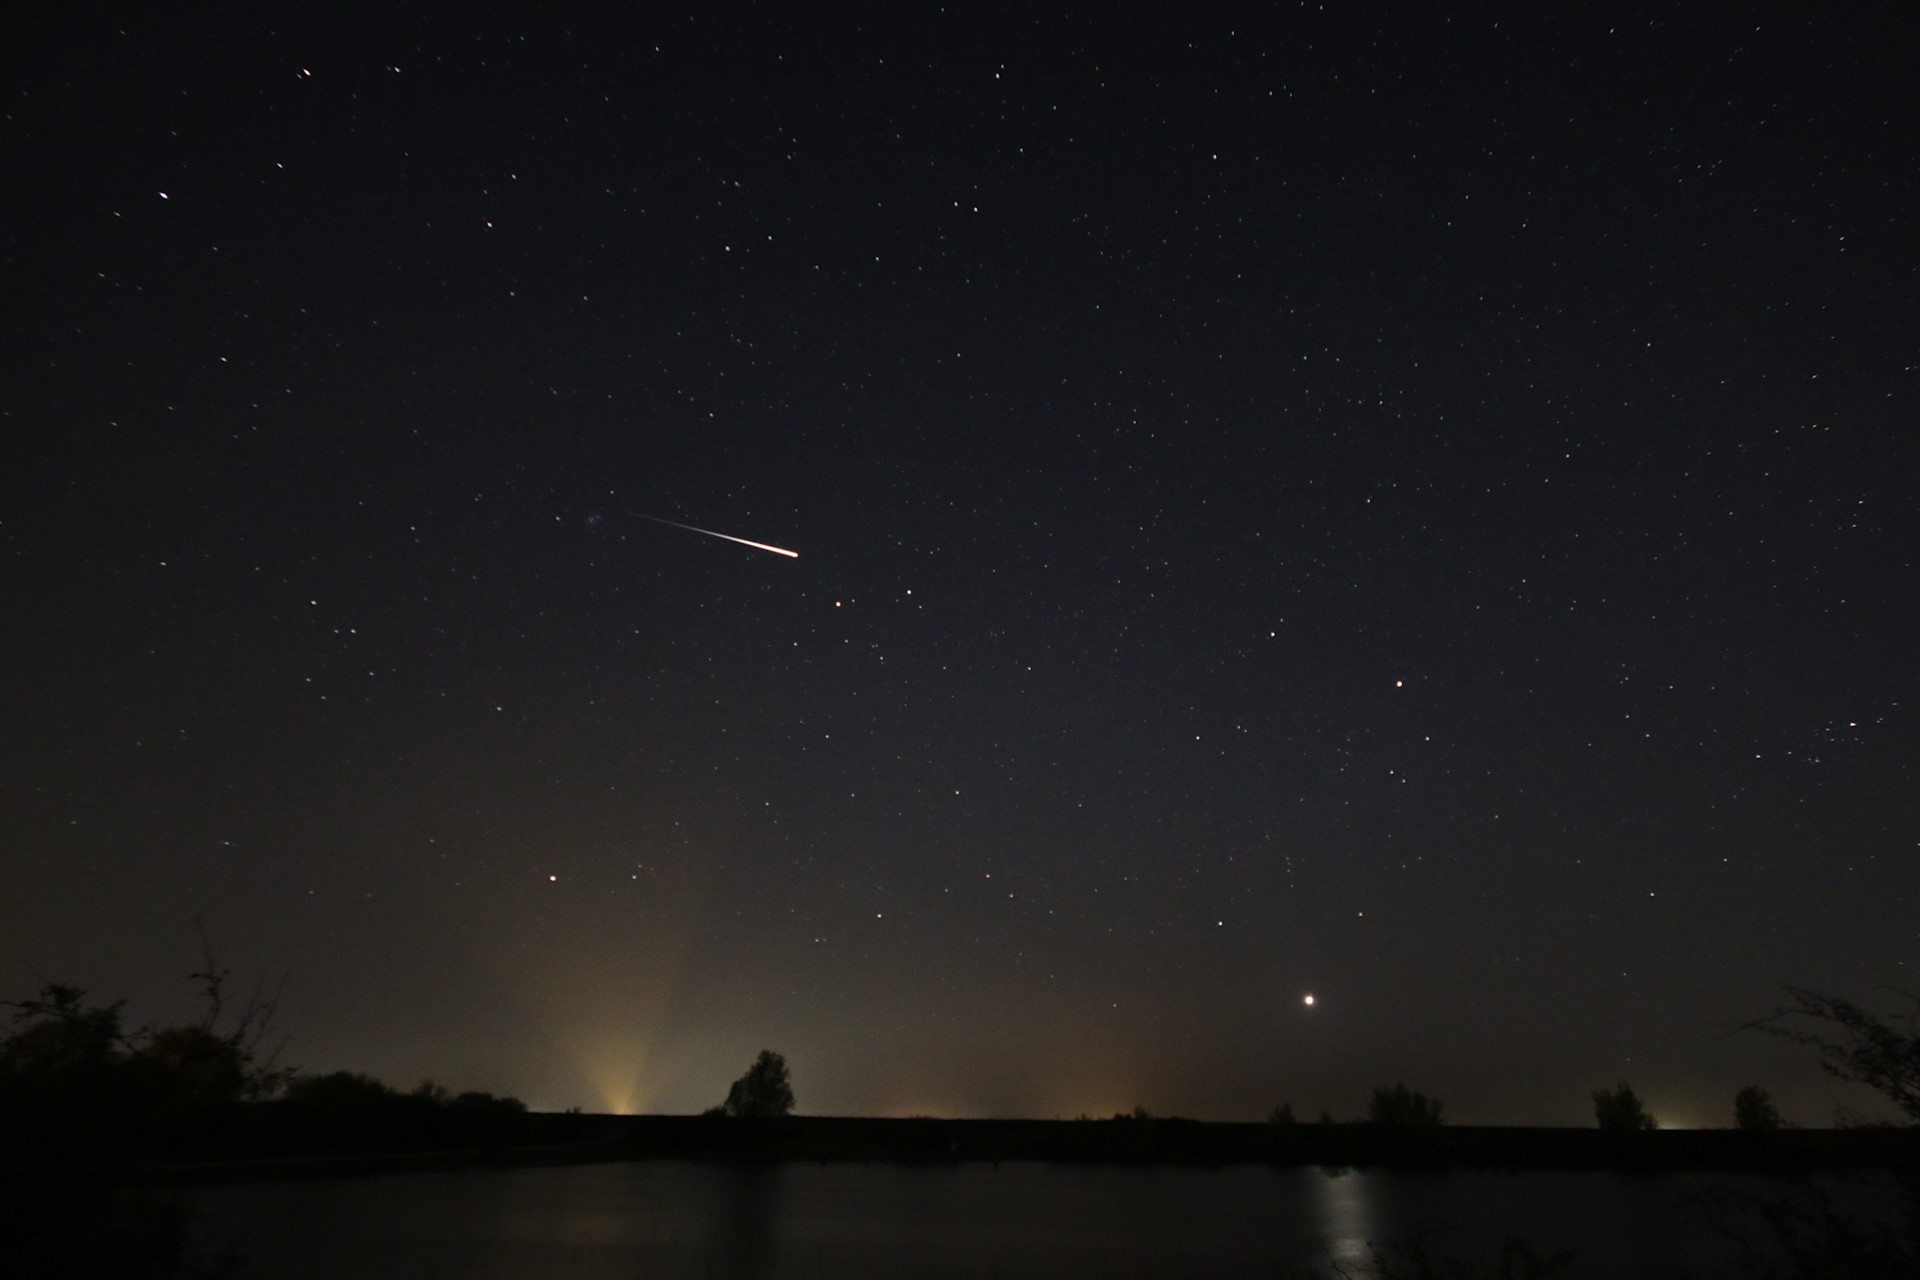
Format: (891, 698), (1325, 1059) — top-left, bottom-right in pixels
(1734, 1084), (1782, 1131)
(1592, 1081), (1656, 1130)
(0, 982), (189, 1156)
(139, 1025), (249, 1109)
(1367, 1082), (1444, 1126)
(281, 1069), (396, 1109)
(2, 968), (527, 1274)
(274, 1071), (526, 1151)
(722, 1050), (794, 1117)
(0, 983), (127, 1079)
(0, 984), (244, 1275)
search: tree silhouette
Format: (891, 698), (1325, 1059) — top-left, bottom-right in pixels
(1749, 986), (1920, 1124)
(1367, 1082), (1444, 1126)
(1734, 1084), (1783, 1131)
(0, 983), (129, 1079)
(722, 1050), (794, 1118)
(1592, 1081), (1656, 1130)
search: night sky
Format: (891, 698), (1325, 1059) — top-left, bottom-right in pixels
(4, 6), (1915, 1126)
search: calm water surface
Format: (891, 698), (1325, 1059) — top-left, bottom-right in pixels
(184, 1160), (1903, 1279)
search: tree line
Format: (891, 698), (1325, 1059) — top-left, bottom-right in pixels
(1261, 987), (1919, 1132)
(4, 963), (1914, 1277)
(0, 964), (529, 1164)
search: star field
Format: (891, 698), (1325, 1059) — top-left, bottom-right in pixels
(2, 6), (1915, 1124)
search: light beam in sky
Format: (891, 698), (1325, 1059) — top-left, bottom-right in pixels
(631, 513), (799, 558)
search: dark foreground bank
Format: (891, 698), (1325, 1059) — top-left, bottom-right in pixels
(139, 1112), (1920, 1184)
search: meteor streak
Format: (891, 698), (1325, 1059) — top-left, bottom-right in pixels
(630, 513), (799, 558)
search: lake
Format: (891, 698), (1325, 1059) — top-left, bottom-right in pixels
(184, 1159), (1912, 1278)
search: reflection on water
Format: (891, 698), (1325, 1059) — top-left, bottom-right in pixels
(184, 1160), (1903, 1279)
(713, 1164), (781, 1279)
(1308, 1167), (1375, 1264)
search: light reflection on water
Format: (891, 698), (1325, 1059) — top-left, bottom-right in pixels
(183, 1159), (1901, 1279)
(1308, 1167), (1376, 1264)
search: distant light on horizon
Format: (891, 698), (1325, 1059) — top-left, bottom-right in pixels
(1303, 994), (1315, 1006)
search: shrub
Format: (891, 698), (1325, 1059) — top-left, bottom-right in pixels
(1734, 1084), (1783, 1131)
(1592, 1081), (1656, 1130)
(1368, 1082), (1445, 1126)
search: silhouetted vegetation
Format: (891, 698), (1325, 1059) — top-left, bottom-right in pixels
(8, 962), (1920, 1277)
(1692, 985), (1920, 1278)
(0, 980), (256, 1277)
(1751, 986), (1920, 1124)
(258, 1072), (528, 1153)
(1735, 1084), (1784, 1132)
(0, 976), (271, 1160)
(0, 970), (531, 1163)
(1591, 1081), (1656, 1131)
(1368, 1083), (1445, 1127)
(1690, 1178), (1920, 1280)
(721, 1049), (794, 1118)
(0, 966), (532, 1277)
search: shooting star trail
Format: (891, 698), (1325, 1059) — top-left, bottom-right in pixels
(630, 513), (799, 558)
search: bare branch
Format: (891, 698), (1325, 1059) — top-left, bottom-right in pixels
(1747, 986), (1920, 1124)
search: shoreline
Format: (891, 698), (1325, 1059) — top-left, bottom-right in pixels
(132, 1115), (1920, 1185)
